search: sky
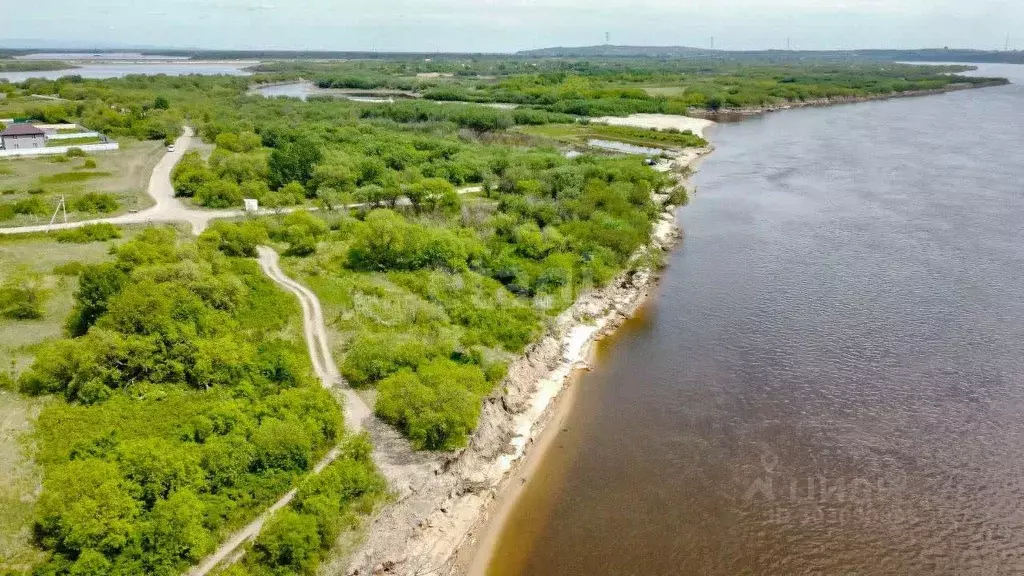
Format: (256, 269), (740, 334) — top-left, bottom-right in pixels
(2, 0), (1021, 52)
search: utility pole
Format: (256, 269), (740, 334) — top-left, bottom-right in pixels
(47, 195), (67, 232)
(605, 31), (611, 45)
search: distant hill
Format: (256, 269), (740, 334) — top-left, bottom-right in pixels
(516, 45), (1024, 64)
(3, 44), (1021, 64)
(517, 45), (713, 58)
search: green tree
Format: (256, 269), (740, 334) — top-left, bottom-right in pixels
(144, 489), (211, 571)
(36, 458), (141, 557)
(67, 263), (128, 336)
(268, 135), (323, 190)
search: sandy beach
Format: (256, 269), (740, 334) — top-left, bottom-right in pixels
(593, 113), (716, 136)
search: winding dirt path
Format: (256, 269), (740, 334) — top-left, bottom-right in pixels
(256, 246), (374, 427)
(0, 124), (482, 574)
(188, 245), (446, 576)
(185, 248), (381, 576)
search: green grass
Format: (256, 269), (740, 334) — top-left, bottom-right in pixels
(45, 136), (102, 147)
(519, 123), (707, 150)
(38, 170), (111, 184)
(0, 390), (47, 573)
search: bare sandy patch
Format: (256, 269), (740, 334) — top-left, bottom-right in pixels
(593, 113), (715, 138)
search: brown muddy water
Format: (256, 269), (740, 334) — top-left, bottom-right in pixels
(486, 64), (1024, 576)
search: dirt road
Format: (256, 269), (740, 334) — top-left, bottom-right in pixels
(185, 249), (377, 576)
(0, 132), (482, 237)
(256, 247), (373, 427)
(0, 127), (247, 236)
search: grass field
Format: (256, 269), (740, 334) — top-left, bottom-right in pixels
(0, 232), (134, 374)
(0, 139), (164, 227)
(0, 390), (47, 573)
(517, 122), (707, 150)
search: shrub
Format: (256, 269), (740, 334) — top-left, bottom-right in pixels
(346, 210), (475, 273)
(272, 211), (329, 257)
(53, 261), (86, 276)
(71, 192), (119, 214)
(251, 509), (321, 574)
(341, 331), (453, 387)
(253, 418), (313, 472)
(0, 270), (49, 320)
(13, 196), (49, 216)
(66, 147), (87, 158)
(83, 158), (98, 169)
(375, 359), (490, 450)
(55, 223), (122, 244)
(195, 179), (242, 208)
(171, 151), (215, 198)
(198, 220), (269, 258)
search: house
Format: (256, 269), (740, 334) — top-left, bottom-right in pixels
(0, 124), (46, 150)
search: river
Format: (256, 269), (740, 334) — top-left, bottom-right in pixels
(0, 62), (253, 82)
(485, 64), (1024, 576)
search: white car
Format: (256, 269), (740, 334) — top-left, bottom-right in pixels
(167, 144), (176, 152)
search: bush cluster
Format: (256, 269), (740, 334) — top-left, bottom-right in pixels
(55, 223), (122, 243)
(16, 227), (381, 576)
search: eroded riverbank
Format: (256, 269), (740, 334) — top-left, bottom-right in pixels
(343, 134), (715, 576)
(478, 63), (1024, 576)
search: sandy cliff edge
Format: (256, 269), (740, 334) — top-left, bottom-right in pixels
(344, 123), (714, 576)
